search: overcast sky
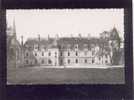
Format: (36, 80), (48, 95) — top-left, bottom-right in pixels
(6, 9), (124, 42)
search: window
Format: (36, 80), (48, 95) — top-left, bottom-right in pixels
(76, 52), (78, 56)
(35, 59), (37, 64)
(92, 59), (94, 64)
(84, 51), (87, 55)
(75, 44), (78, 49)
(42, 60), (44, 64)
(60, 52), (62, 56)
(76, 59), (78, 63)
(105, 60), (108, 64)
(105, 54), (108, 58)
(68, 52), (70, 56)
(92, 51), (94, 55)
(35, 53), (37, 56)
(68, 59), (70, 64)
(60, 59), (63, 64)
(48, 52), (51, 56)
(26, 52), (28, 57)
(42, 52), (44, 56)
(99, 57), (101, 60)
(48, 59), (52, 64)
(85, 59), (87, 63)
(26, 60), (28, 64)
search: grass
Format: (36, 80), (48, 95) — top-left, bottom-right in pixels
(7, 65), (125, 84)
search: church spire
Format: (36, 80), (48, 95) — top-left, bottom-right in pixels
(13, 18), (16, 38)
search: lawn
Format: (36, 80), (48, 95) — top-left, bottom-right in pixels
(7, 65), (125, 84)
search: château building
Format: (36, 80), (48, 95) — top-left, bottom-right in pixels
(7, 21), (124, 67)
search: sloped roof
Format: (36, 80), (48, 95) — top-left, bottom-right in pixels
(24, 37), (101, 50)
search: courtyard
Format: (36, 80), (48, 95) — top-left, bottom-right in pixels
(7, 65), (125, 84)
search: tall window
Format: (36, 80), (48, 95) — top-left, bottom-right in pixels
(55, 52), (57, 57)
(76, 51), (78, 56)
(48, 59), (52, 64)
(99, 57), (101, 60)
(68, 52), (70, 56)
(35, 52), (37, 56)
(105, 54), (108, 58)
(76, 59), (78, 63)
(60, 52), (62, 56)
(26, 52), (28, 57)
(42, 52), (44, 56)
(60, 59), (63, 64)
(48, 52), (51, 56)
(92, 59), (94, 64)
(84, 51), (87, 55)
(105, 60), (108, 64)
(26, 60), (28, 64)
(35, 59), (37, 64)
(68, 59), (70, 64)
(42, 60), (44, 64)
(85, 59), (87, 63)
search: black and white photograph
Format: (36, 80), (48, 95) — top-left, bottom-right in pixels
(6, 9), (125, 84)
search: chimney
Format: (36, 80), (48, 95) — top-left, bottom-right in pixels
(55, 34), (59, 40)
(21, 35), (23, 46)
(70, 34), (73, 38)
(88, 34), (90, 40)
(48, 34), (50, 40)
(38, 34), (40, 41)
(38, 34), (40, 50)
(78, 33), (82, 38)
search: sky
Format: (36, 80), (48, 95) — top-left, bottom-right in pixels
(6, 9), (124, 42)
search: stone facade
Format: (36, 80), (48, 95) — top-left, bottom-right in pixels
(7, 22), (124, 67)
(22, 36), (112, 66)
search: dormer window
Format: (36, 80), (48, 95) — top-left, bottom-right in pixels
(75, 44), (78, 49)
(34, 45), (38, 50)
